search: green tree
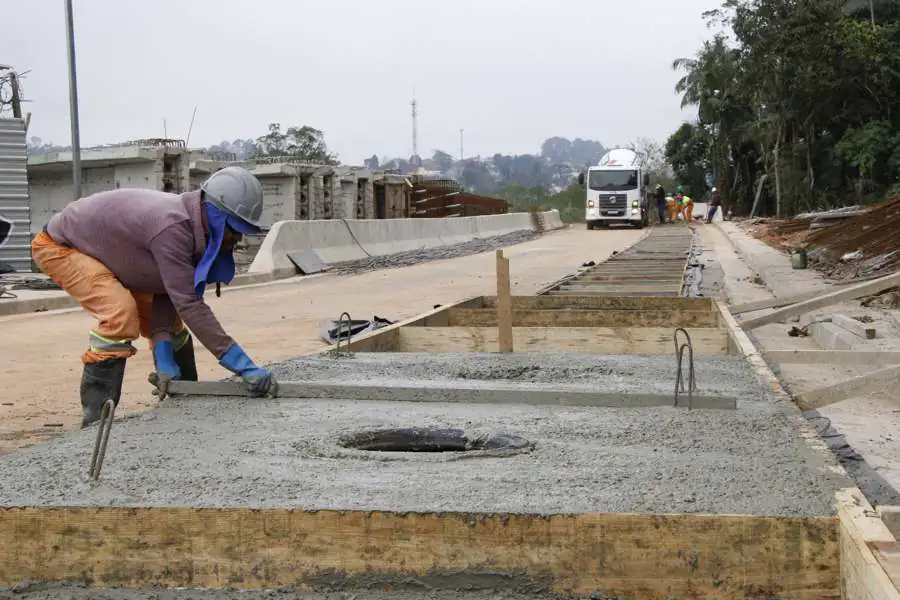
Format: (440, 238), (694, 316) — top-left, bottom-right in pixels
(665, 123), (711, 198)
(432, 150), (455, 173)
(667, 0), (900, 216)
(253, 123), (339, 164)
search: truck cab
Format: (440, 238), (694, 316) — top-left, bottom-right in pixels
(577, 148), (650, 230)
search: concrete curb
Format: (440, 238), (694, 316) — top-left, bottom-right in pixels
(713, 221), (780, 298)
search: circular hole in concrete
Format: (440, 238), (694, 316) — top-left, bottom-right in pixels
(338, 427), (532, 453)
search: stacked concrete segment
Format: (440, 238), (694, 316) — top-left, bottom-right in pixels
(248, 210), (564, 274)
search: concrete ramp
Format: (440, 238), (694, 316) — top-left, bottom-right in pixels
(249, 210), (565, 275)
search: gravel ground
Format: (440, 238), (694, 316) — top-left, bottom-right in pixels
(266, 352), (765, 401)
(325, 230), (541, 276)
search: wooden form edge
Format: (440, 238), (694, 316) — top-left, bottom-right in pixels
(763, 349), (900, 366)
(322, 296), (478, 353)
(0, 507), (839, 596)
(794, 364), (900, 411)
(717, 299), (900, 599)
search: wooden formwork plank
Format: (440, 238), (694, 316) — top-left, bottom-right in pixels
(837, 489), (900, 600)
(481, 295), (714, 311)
(794, 365), (900, 410)
(832, 313), (877, 340)
(445, 308), (720, 328)
(495, 250), (513, 353)
(331, 299), (471, 353)
(763, 350), (900, 366)
(740, 272), (900, 330)
(397, 326), (728, 355)
(548, 290), (682, 297)
(0, 507), (839, 598)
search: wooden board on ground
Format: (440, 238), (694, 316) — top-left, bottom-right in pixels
(764, 350), (900, 366)
(794, 364), (900, 410)
(741, 272), (900, 330)
(397, 326), (728, 355)
(837, 488), (900, 600)
(444, 308), (720, 328)
(480, 295), (715, 311)
(730, 290), (822, 315)
(832, 313), (877, 340)
(0, 507), (839, 598)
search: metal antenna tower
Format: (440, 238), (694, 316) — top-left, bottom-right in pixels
(411, 96), (418, 158)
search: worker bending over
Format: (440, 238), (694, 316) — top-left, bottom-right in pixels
(680, 188), (694, 223)
(32, 166), (277, 427)
(666, 192), (677, 223)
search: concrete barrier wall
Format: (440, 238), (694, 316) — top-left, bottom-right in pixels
(543, 209), (564, 230)
(249, 210), (563, 274)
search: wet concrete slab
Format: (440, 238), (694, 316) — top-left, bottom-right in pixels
(0, 353), (849, 516)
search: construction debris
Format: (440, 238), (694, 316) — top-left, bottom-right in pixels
(746, 196), (900, 280)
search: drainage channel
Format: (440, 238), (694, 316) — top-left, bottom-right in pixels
(540, 226), (699, 297)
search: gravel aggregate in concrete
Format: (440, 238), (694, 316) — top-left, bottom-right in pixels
(266, 352), (765, 403)
(328, 230), (542, 275)
(0, 349), (849, 515)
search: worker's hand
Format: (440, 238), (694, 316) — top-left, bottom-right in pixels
(240, 367), (278, 397)
(218, 342), (278, 398)
(151, 340), (182, 401)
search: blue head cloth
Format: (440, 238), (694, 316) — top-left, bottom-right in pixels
(194, 202), (261, 298)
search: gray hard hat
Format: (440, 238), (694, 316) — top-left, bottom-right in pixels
(201, 166), (264, 229)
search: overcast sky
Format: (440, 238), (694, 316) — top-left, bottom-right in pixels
(3, 0), (717, 164)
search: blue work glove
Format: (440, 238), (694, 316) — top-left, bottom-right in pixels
(218, 343), (277, 397)
(150, 340), (182, 400)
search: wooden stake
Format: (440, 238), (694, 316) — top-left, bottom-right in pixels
(496, 249), (513, 353)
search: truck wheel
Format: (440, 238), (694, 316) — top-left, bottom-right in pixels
(586, 222), (594, 230)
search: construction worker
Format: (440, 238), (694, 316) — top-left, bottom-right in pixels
(706, 187), (722, 223)
(654, 184), (667, 224)
(31, 166), (278, 428)
(681, 192), (694, 223)
(666, 191), (678, 222)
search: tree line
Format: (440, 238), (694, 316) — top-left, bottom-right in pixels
(665, 0), (900, 217)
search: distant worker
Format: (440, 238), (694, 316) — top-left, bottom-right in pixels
(654, 184), (667, 224)
(31, 166), (278, 428)
(666, 192), (677, 223)
(706, 187), (722, 223)
(681, 192), (694, 223)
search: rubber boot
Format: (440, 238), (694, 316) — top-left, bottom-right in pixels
(80, 358), (127, 428)
(174, 335), (199, 382)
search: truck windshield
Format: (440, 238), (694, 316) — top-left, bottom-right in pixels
(588, 170), (638, 191)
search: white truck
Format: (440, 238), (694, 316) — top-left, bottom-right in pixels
(577, 148), (650, 230)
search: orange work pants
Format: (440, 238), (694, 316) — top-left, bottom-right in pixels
(667, 202), (680, 222)
(682, 202), (694, 223)
(31, 231), (187, 364)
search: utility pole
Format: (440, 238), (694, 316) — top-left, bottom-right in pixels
(460, 128), (464, 162)
(64, 0), (83, 201)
